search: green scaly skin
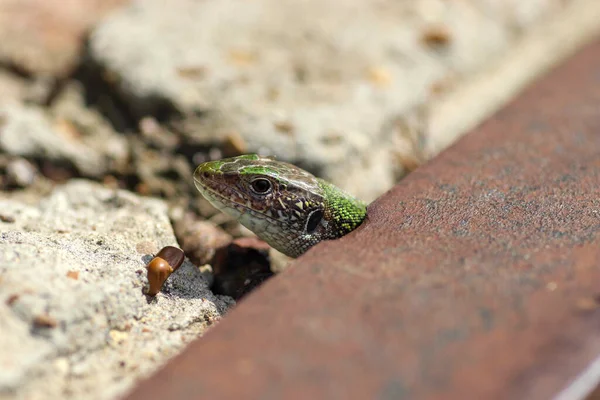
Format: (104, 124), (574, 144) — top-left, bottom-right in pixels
(193, 154), (367, 258)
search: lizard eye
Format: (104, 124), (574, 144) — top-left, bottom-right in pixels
(250, 178), (272, 194)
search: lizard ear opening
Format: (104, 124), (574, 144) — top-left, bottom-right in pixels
(306, 210), (324, 233)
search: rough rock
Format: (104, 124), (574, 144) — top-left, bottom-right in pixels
(5, 158), (37, 188)
(0, 0), (130, 76)
(0, 101), (128, 178)
(0, 180), (233, 400)
(0, 71), (28, 105)
(173, 214), (232, 266)
(89, 0), (582, 201)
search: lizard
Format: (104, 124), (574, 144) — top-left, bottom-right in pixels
(193, 154), (367, 258)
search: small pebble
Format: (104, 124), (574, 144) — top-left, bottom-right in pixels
(221, 131), (247, 156)
(421, 25), (452, 47)
(139, 116), (161, 136)
(5, 294), (20, 305)
(273, 121), (295, 135)
(33, 314), (58, 328)
(575, 296), (600, 311)
(0, 214), (15, 223)
(6, 158), (37, 187)
(208, 147), (223, 161)
(146, 246), (185, 296)
(109, 329), (129, 345)
(174, 215), (232, 266)
(366, 66), (392, 87)
(66, 270), (79, 280)
(176, 66), (207, 79)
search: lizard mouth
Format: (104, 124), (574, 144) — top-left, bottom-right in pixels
(193, 178), (286, 227)
(193, 164), (301, 232)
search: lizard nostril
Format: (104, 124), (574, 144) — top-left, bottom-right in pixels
(202, 171), (210, 179)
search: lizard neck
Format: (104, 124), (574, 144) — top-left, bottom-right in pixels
(317, 179), (367, 239)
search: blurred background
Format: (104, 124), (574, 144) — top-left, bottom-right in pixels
(1, 0), (599, 206)
(1, 0), (599, 399)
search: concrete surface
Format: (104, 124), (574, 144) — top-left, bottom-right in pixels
(0, 181), (233, 400)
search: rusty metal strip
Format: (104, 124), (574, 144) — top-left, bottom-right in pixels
(125, 39), (600, 400)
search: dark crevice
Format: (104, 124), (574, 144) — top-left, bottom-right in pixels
(70, 58), (138, 133)
(66, 39), (185, 133)
(0, 61), (36, 79)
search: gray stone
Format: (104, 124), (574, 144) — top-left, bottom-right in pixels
(89, 0), (573, 201)
(0, 71), (28, 105)
(4, 158), (37, 188)
(0, 0), (129, 76)
(0, 180), (233, 400)
(0, 102), (128, 178)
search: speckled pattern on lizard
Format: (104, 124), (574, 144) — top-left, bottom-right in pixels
(193, 154), (367, 258)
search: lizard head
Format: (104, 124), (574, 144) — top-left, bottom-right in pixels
(193, 154), (329, 257)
